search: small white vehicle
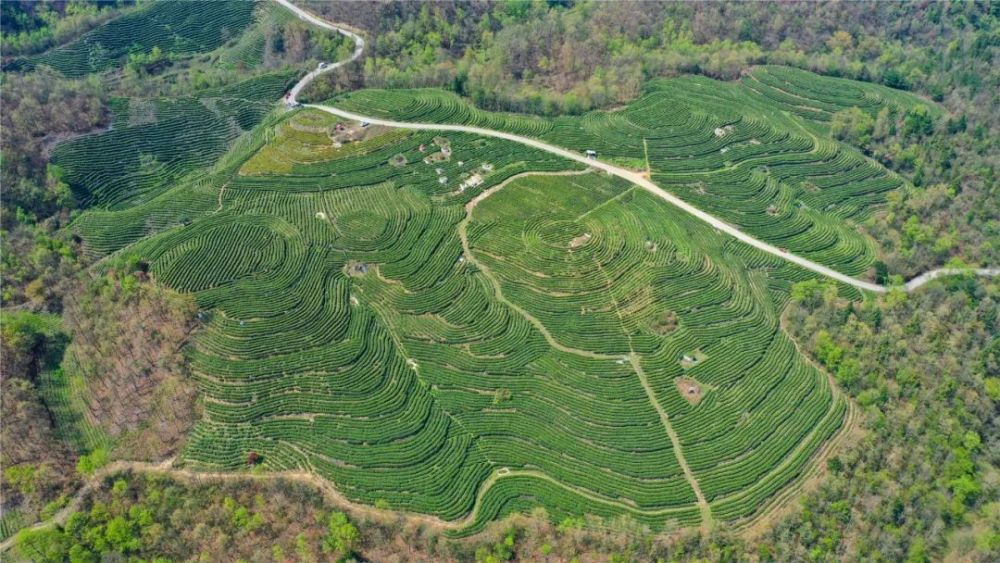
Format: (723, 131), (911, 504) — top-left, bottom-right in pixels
(360, 121), (370, 127)
(318, 62), (328, 69)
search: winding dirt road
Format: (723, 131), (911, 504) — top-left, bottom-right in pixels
(279, 0), (995, 294)
(902, 267), (999, 291)
(0, 458), (459, 552)
(275, 0), (364, 104)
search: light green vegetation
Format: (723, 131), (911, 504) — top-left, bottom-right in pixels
(51, 70), (298, 213)
(69, 102), (852, 535)
(39, 0), (348, 214)
(0, 510), (27, 544)
(239, 111), (412, 176)
(333, 65), (937, 277)
(14, 0), (258, 76)
(36, 368), (113, 456)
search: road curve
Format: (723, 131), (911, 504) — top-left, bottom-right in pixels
(904, 268), (999, 291)
(276, 0), (995, 294)
(275, 0), (364, 105)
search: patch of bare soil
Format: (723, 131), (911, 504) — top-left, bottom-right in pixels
(569, 232), (591, 249)
(650, 310), (677, 334)
(679, 349), (707, 369)
(423, 151), (450, 163)
(345, 260), (370, 277)
(676, 377), (705, 405)
(329, 122), (390, 146)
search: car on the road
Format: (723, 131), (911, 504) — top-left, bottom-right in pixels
(318, 62), (328, 69)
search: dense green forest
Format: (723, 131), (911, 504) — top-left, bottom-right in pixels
(1, 1), (997, 561)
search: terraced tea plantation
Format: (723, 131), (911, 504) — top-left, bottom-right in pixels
(334, 66), (934, 277)
(53, 70), (299, 211)
(68, 71), (898, 531)
(14, 1), (257, 76)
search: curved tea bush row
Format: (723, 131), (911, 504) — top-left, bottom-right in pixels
(54, 71), (295, 210)
(70, 112), (284, 257)
(23, 1), (257, 77)
(333, 67), (934, 278)
(469, 177), (844, 517)
(709, 395), (847, 520)
(53, 98), (233, 209)
(79, 107), (845, 533)
(455, 474), (703, 537)
(110, 117), (674, 524)
(742, 65), (938, 123)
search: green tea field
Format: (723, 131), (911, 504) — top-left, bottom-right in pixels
(72, 91), (877, 532)
(37, 0), (950, 538)
(6, 1), (998, 560)
(331, 66), (935, 279)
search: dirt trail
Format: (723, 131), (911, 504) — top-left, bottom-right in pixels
(1, 456), (702, 553)
(306, 104), (998, 294)
(0, 458), (463, 553)
(627, 355), (714, 531)
(456, 169), (620, 361)
(279, 0), (996, 295)
(588, 251), (714, 531)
